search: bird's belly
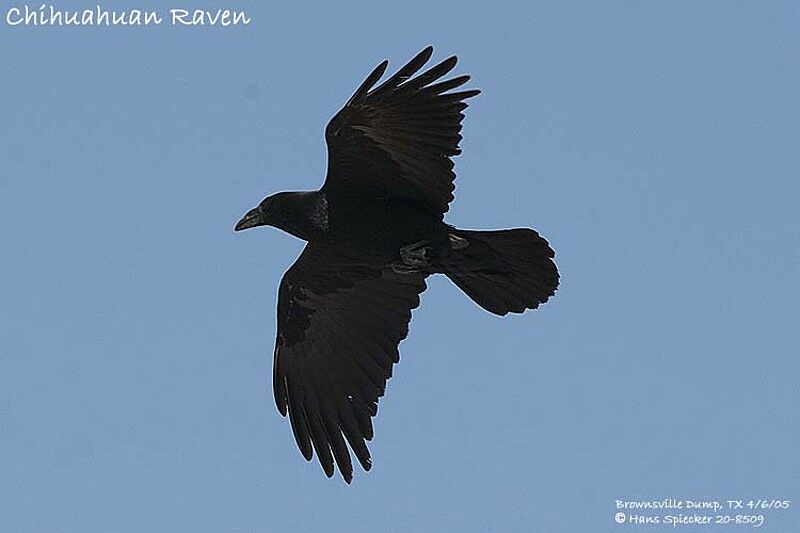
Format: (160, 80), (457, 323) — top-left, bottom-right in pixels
(327, 201), (446, 260)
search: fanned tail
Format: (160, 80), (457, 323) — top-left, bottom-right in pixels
(442, 228), (559, 316)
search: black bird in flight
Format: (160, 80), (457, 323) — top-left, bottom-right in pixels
(235, 47), (559, 483)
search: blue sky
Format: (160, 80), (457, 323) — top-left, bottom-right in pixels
(1, 1), (798, 531)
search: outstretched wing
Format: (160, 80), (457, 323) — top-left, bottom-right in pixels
(272, 244), (427, 482)
(323, 46), (480, 216)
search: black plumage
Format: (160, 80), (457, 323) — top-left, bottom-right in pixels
(235, 47), (559, 483)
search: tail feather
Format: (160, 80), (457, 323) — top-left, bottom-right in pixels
(441, 228), (559, 315)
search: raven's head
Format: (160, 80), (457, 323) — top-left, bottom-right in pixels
(234, 192), (287, 232)
(235, 191), (320, 241)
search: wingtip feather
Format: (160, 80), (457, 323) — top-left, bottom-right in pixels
(346, 60), (389, 106)
(418, 45), (434, 62)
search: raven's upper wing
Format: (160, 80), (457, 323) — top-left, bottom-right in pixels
(272, 244), (427, 483)
(323, 46), (480, 216)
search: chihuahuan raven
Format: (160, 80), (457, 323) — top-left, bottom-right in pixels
(235, 47), (559, 483)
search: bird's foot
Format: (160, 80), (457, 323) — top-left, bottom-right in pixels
(448, 233), (469, 250)
(391, 262), (421, 275)
(400, 240), (431, 267)
(393, 240), (432, 273)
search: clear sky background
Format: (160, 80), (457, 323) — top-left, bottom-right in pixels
(2, 2), (798, 532)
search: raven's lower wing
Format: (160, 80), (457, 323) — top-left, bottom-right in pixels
(272, 244), (427, 483)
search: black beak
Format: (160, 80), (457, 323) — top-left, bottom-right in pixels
(234, 207), (264, 231)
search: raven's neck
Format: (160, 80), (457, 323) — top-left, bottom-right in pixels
(273, 191), (328, 242)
